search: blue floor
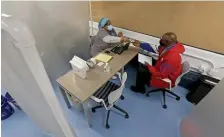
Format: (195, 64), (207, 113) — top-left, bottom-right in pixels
(2, 66), (193, 137)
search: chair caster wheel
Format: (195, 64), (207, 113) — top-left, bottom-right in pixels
(146, 94), (149, 97)
(106, 124), (110, 129)
(120, 96), (125, 100)
(125, 114), (129, 119)
(176, 97), (180, 101)
(163, 105), (167, 109)
(92, 109), (95, 113)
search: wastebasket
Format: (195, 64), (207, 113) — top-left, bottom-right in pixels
(186, 75), (220, 105)
(5, 92), (21, 110)
(1, 95), (14, 120)
(67, 93), (83, 112)
(179, 71), (201, 92)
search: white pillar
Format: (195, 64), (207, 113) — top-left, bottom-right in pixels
(1, 15), (76, 137)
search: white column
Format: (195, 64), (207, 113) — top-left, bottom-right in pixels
(1, 15), (76, 137)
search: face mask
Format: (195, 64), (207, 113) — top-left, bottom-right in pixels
(159, 39), (166, 47)
(107, 25), (113, 31)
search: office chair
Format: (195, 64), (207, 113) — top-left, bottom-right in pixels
(91, 72), (129, 129)
(146, 61), (191, 109)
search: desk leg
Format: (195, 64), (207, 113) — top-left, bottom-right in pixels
(120, 67), (125, 100)
(120, 67), (124, 80)
(83, 100), (92, 127)
(59, 86), (71, 109)
(121, 67), (124, 74)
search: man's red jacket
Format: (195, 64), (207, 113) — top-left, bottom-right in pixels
(146, 42), (185, 88)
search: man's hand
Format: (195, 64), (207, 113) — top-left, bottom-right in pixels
(118, 32), (123, 37)
(133, 40), (141, 47)
(144, 61), (150, 66)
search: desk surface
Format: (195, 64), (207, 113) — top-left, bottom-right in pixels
(57, 46), (139, 102)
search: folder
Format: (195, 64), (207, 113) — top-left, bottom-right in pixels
(94, 53), (113, 63)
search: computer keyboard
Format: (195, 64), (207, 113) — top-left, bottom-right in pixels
(111, 46), (124, 54)
(111, 42), (130, 54)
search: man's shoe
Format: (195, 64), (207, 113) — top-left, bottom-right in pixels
(139, 90), (146, 94)
(130, 86), (146, 94)
(130, 86), (139, 93)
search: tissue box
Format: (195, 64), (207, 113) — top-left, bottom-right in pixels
(71, 64), (87, 79)
(70, 56), (89, 79)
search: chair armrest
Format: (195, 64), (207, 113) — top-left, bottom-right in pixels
(90, 96), (109, 110)
(156, 77), (171, 83)
(116, 72), (121, 82)
(161, 78), (171, 83)
(156, 77), (172, 90)
(90, 96), (103, 103)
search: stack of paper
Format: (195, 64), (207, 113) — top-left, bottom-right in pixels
(138, 53), (152, 65)
(94, 53), (113, 63)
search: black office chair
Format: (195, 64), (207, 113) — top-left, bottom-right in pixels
(146, 61), (190, 109)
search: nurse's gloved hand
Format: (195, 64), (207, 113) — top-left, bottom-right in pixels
(123, 37), (128, 42)
(120, 36), (128, 43)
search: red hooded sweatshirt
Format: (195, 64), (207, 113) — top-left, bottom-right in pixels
(146, 42), (185, 88)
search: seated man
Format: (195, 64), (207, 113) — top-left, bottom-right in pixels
(131, 32), (185, 94)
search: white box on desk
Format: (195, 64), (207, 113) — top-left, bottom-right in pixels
(138, 53), (152, 65)
(69, 56), (89, 79)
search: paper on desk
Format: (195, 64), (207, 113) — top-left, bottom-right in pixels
(129, 43), (135, 47)
(138, 53), (152, 65)
(97, 62), (104, 67)
(94, 53), (113, 63)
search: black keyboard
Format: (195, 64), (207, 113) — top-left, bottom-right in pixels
(111, 42), (130, 54)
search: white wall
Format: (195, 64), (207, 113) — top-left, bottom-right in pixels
(1, 28), (76, 137)
(90, 21), (224, 80)
(2, 1), (90, 87)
